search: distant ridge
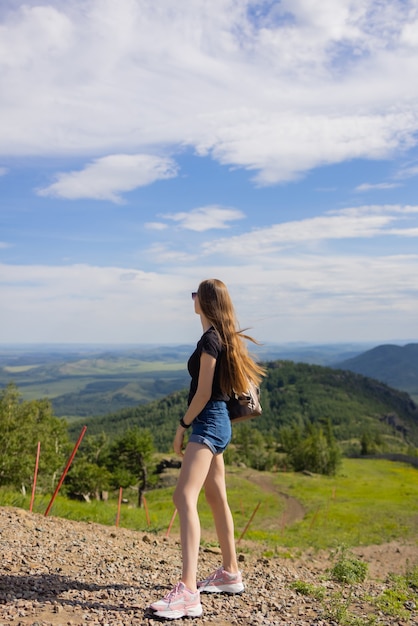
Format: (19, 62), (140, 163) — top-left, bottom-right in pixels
(69, 360), (418, 452)
(336, 343), (418, 398)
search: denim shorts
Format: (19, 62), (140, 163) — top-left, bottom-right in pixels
(189, 400), (232, 455)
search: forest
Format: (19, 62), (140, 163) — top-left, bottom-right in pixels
(1, 359), (417, 504)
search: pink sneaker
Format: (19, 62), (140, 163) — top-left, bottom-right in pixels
(198, 567), (244, 594)
(150, 582), (203, 620)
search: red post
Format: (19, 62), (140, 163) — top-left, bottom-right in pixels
(166, 508), (177, 538)
(238, 501), (261, 544)
(143, 494), (150, 526)
(116, 487), (123, 527)
(280, 510), (286, 534)
(44, 425), (87, 517)
(309, 505), (321, 529)
(29, 441), (41, 513)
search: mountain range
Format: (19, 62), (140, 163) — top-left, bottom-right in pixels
(336, 343), (418, 402)
(68, 359), (418, 455)
(1, 342), (418, 427)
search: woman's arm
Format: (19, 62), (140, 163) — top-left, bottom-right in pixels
(173, 352), (216, 456)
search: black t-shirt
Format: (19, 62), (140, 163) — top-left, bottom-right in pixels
(187, 327), (229, 405)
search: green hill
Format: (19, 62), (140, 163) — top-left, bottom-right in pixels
(69, 360), (418, 454)
(337, 343), (418, 401)
(0, 348), (190, 418)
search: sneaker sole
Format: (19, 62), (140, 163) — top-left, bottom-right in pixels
(199, 582), (244, 594)
(153, 605), (203, 619)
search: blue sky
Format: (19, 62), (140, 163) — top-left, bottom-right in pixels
(1, 0), (418, 345)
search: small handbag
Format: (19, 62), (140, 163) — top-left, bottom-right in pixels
(227, 382), (262, 423)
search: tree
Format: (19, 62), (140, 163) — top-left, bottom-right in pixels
(106, 427), (154, 506)
(228, 424), (277, 471)
(0, 384), (69, 492)
(279, 418), (341, 476)
(64, 459), (112, 501)
(65, 432), (113, 500)
(360, 429), (383, 455)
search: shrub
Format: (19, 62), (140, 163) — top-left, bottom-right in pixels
(329, 545), (368, 584)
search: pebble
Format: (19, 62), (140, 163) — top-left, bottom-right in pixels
(0, 507), (416, 626)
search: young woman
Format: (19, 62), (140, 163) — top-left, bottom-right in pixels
(149, 278), (265, 620)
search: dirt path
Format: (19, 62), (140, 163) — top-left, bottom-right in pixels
(241, 469), (305, 526)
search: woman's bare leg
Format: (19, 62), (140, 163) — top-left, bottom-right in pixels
(204, 453), (239, 573)
(173, 442), (214, 591)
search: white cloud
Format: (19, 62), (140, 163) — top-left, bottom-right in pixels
(400, 18), (418, 48)
(1, 1), (418, 182)
(355, 182), (401, 192)
(1, 250), (418, 343)
(0, 242), (11, 249)
(0, 5), (73, 69)
(0, 263), (196, 343)
(395, 164), (418, 179)
(203, 205), (418, 257)
(3, 3), (418, 346)
(37, 154), (178, 202)
(145, 222), (168, 231)
(0, 167), (8, 176)
(355, 163), (418, 193)
(200, 111), (418, 185)
(147, 244), (197, 265)
(162, 206), (244, 231)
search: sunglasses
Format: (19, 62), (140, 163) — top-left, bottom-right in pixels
(191, 292), (198, 300)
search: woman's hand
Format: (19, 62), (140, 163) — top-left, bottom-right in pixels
(173, 425), (186, 456)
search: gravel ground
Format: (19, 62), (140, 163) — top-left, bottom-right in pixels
(0, 506), (417, 626)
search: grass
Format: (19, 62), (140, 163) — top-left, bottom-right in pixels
(329, 546), (368, 584)
(1, 459), (417, 552)
(289, 580), (325, 600)
(290, 550), (418, 625)
(253, 458), (418, 549)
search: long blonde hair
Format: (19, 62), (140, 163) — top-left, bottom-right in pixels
(197, 278), (266, 395)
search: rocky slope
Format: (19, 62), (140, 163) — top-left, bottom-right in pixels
(0, 507), (417, 626)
